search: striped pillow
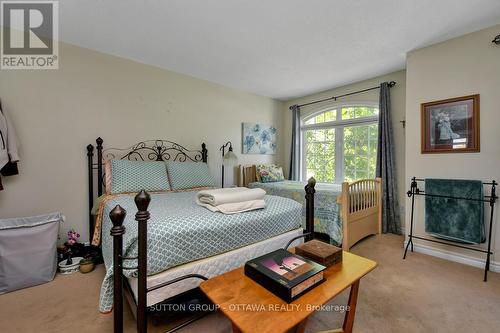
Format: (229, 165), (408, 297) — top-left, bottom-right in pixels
(110, 160), (170, 194)
(166, 161), (216, 190)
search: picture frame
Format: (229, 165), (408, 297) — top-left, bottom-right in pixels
(242, 122), (277, 155)
(421, 94), (480, 154)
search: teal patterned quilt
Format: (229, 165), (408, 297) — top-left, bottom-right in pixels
(248, 181), (343, 246)
(99, 191), (302, 312)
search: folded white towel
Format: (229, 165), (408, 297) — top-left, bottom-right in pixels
(196, 187), (266, 206)
(197, 199), (266, 214)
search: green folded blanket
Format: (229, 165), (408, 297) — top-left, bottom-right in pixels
(425, 179), (485, 244)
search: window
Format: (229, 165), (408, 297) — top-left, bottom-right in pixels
(301, 104), (379, 183)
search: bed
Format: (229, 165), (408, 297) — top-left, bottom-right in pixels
(239, 165), (382, 252)
(86, 138), (316, 333)
(97, 190), (302, 312)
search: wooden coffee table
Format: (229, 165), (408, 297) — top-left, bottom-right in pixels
(200, 251), (377, 333)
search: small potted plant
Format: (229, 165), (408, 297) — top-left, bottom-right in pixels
(79, 254), (95, 274)
(58, 229), (85, 273)
(65, 229), (85, 257)
(66, 229), (80, 246)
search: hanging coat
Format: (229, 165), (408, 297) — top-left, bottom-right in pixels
(0, 100), (20, 171)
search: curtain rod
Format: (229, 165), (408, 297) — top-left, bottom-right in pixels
(290, 81), (396, 110)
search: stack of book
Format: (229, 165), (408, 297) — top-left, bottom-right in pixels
(244, 248), (326, 303)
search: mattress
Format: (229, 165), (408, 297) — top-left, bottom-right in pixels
(128, 228), (304, 306)
(98, 190), (302, 312)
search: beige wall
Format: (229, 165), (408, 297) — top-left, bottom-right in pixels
(282, 70), (407, 217)
(0, 42), (283, 242)
(405, 24), (500, 264)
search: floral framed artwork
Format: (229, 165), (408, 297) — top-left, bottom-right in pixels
(421, 95), (480, 153)
(242, 123), (277, 154)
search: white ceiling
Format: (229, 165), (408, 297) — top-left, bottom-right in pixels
(60, 0), (500, 100)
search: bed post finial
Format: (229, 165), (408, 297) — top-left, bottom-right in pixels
(306, 177), (316, 189)
(135, 190), (151, 213)
(110, 205), (126, 231)
(135, 190), (151, 333)
(305, 177), (316, 242)
(109, 204), (126, 333)
(202, 142), (208, 163)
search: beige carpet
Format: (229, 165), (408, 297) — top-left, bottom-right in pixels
(1, 234), (499, 333)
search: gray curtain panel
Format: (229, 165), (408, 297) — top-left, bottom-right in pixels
(289, 105), (301, 180)
(376, 82), (401, 234)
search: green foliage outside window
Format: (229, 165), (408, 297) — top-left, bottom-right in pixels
(343, 123), (378, 182)
(305, 128), (335, 182)
(305, 110), (336, 125)
(304, 106), (378, 183)
(342, 106), (378, 119)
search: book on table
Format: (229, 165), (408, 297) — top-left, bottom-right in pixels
(244, 249), (326, 303)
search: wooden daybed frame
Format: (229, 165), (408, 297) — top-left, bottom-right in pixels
(239, 165), (382, 251)
(86, 138), (317, 333)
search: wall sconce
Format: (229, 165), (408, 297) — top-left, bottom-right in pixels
(220, 141), (238, 188)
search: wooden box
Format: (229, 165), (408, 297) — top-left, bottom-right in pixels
(295, 240), (342, 267)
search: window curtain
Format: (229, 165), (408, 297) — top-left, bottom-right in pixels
(289, 105), (301, 180)
(376, 82), (401, 234)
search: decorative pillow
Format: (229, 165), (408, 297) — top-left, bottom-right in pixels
(166, 161), (216, 190)
(256, 164), (285, 183)
(110, 160), (170, 194)
(104, 160), (112, 194)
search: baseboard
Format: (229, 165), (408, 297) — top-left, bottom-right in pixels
(403, 240), (500, 273)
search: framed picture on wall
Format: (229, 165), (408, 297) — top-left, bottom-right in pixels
(421, 94), (480, 153)
(242, 122), (277, 154)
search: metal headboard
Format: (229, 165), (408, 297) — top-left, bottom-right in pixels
(102, 140), (207, 163)
(85, 137), (208, 240)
